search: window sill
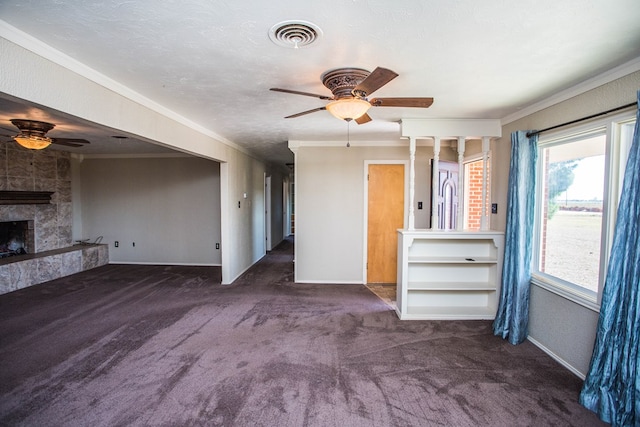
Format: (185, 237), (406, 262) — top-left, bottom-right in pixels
(530, 275), (601, 313)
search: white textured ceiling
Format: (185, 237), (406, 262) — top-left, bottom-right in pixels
(1, 0), (639, 165)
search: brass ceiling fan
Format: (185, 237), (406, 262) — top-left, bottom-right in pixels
(2, 119), (91, 150)
(271, 66), (434, 124)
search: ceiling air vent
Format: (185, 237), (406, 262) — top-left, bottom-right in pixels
(269, 20), (322, 49)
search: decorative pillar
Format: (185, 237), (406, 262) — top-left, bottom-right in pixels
(456, 137), (466, 230)
(431, 137), (441, 230)
(481, 136), (491, 230)
(408, 137), (416, 230)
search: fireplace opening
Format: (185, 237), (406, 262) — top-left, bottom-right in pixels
(0, 221), (33, 259)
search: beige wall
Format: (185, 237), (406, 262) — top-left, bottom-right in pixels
(78, 156), (221, 265)
(1, 36), (270, 284)
(495, 70), (640, 376)
(293, 143), (456, 283)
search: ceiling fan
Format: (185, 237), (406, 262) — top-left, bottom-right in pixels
(1, 119), (91, 150)
(270, 67), (434, 124)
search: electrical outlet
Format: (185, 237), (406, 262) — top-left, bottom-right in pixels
(418, 201), (423, 210)
(216, 243), (220, 250)
(491, 203), (498, 214)
(114, 241), (119, 247)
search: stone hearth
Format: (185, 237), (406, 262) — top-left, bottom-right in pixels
(0, 144), (109, 294)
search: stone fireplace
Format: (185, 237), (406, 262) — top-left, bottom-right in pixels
(0, 220), (34, 258)
(0, 145), (108, 294)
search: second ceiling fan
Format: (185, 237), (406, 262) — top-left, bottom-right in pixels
(271, 66), (433, 124)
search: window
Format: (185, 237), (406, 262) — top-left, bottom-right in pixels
(532, 113), (636, 309)
(463, 155), (490, 231)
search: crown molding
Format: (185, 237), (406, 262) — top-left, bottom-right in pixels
(501, 57), (640, 125)
(0, 20), (250, 158)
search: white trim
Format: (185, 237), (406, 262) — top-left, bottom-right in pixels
(0, 20), (251, 157)
(501, 57), (640, 125)
(220, 162), (231, 284)
(289, 139), (408, 148)
(531, 277), (600, 312)
(531, 110), (636, 309)
(401, 118), (502, 139)
(461, 152), (492, 230)
(287, 138), (482, 149)
(363, 160), (409, 284)
(108, 261), (221, 267)
(527, 336), (586, 380)
(222, 253), (267, 286)
(293, 280), (364, 285)
(265, 175), (272, 251)
(73, 153), (193, 160)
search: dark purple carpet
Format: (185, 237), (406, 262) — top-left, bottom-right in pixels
(0, 237), (604, 426)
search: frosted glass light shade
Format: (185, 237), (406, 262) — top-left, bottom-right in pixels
(325, 98), (371, 120)
(14, 135), (52, 150)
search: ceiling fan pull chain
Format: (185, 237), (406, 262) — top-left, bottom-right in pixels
(345, 118), (352, 147)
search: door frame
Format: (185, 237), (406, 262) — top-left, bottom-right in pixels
(264, 174), (272, 251)
(362, 160), (409, 284)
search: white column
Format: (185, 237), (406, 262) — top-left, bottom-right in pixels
(456, 137), (466, 230)
(481, 136), (491, 231)
(431, 137), (441, 230)
(408, 137), (416, 230)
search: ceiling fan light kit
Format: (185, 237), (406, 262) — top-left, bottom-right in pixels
(6, 119), (91, 150)
(14, 135), (52, 150)
(325, 98), (371, 121)
(11, 119), (55, 150)
(271, 66), (433, 123)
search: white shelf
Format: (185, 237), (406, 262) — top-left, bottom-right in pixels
(408, 256), (497, 264)
(407, 281), (497, 291)
(397, 305), (497, 320)
(396, 230), (504, 321)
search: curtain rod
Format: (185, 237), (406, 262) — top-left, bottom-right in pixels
(526, 102), (636, 138)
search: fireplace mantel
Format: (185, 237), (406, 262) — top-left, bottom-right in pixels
(0, 191), (54, 205)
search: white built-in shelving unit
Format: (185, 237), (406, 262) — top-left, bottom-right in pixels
(394, 119), (504, 321)
(396, 230), (504, 320)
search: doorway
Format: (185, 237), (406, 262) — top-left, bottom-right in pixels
(265, 175), (272, 251)
(430, 160), (459, 230)
(366, 163), (405, 284)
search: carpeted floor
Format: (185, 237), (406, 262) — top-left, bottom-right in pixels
(0, 237), (604, 426)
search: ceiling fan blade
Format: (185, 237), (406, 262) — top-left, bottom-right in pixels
(270, 88), (333, 100)
(353, 67), (398, 96)
(370, 97), (434, 108)
(355, 113), (372, 125)
(51, 138), (91, 147)
(0, 125), (16, 136)
(285, 107), (327, 119)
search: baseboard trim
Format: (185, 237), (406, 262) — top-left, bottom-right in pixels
(108, 261), (221, 267)
(293, 280), (364, 285)
(527, 335), (586, 380)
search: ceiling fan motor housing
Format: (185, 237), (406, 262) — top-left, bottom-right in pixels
(10, 119), (55, 138)
(321, 68), (370, 99)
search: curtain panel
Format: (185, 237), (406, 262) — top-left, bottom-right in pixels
(493, 131), (538, 345)
(579, 92), (640, 426)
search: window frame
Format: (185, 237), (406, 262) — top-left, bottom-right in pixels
(531, 111), (635, 312)
(462, 152), (491, 231)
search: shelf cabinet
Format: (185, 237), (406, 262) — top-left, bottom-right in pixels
(396, 230), (504, 320)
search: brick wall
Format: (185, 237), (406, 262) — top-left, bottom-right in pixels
(466, 159), (490, 230)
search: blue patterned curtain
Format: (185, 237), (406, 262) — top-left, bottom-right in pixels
(493, 130), (538, 345)
(579, 93), (640, 426)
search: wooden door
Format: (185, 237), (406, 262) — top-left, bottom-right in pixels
(367, 164), (405, 283)
(431, 160), (459, 230)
